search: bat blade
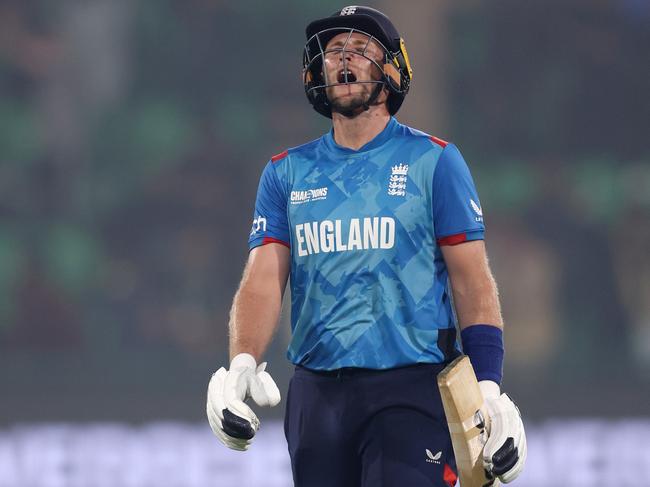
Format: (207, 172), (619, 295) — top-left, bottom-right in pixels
(437, 355), (500, 487)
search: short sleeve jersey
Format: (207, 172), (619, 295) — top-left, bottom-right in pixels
(249, 117), (485, 370)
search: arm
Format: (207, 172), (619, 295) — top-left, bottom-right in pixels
(441, 239), (502, 331)
(432, 142), (525, 481)
(442, 239), (527, 483)
(229, 242), (291, 361)
(206, 243), (288, 451)
(208, 156), (290, 451)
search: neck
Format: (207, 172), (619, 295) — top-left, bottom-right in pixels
(331, 106), (391, 151)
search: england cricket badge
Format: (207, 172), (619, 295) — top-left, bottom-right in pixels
(388, 163), (408, 196)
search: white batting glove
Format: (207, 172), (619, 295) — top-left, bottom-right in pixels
(479, 380), (527, 483)
(206, 353), (281, 451)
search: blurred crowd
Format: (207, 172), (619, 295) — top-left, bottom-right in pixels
(0, 0), (648, 420)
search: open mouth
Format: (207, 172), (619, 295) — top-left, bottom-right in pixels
(337, 69), (357, 83)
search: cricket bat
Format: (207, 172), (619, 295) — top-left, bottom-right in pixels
(437, 355), (499, 487)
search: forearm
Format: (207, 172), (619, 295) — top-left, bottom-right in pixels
(442, 240), (505, 383)
(442, 240), (503, 330)
(228, 244), (290, 362)
(229, 281), (283, 361)
(451, 270), (503, 330)
(453, 275), (505, 384)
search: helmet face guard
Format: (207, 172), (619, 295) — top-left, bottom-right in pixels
(303, 8), (413, 118)
(303, 28), (399, 118)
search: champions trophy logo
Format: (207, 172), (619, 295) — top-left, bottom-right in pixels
(388, 163), (408, 196)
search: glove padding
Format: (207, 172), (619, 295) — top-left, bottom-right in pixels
(206, 353), (281, 451)
(480, 380), (527, 484)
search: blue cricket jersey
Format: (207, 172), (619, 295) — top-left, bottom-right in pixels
(248, 117), (485, 370)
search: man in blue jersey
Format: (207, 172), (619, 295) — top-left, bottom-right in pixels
(207, 6), (527, 486)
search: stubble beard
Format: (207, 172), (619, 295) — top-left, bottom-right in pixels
(327, 84), (378, 118)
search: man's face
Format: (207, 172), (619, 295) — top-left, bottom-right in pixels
(322, 32), (386, 116)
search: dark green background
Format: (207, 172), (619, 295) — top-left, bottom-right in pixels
(0, 0), (648, 423)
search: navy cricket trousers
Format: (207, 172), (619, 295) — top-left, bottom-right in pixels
(284, 363), (458, 487)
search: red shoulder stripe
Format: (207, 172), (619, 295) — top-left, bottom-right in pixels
(437, 232), (467, 246)
(262, 237), (290, 248)
(271, 150), (289, 163)
(429, 135), (448, 148)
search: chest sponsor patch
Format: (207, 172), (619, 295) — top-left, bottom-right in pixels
(290, 187), (328, 205)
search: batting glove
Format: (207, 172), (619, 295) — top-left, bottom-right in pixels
(479, 380), (527, 483)
(206, 353), (281, 451)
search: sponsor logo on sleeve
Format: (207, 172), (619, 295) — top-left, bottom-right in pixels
(470, 198), (483, 222)
(250, 215), (267, 236)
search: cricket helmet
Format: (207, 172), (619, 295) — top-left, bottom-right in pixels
(303, 5), (413, 118)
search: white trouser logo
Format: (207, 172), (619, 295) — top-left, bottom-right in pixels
(425, 449), (442, 464)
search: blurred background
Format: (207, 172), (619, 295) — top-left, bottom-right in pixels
(0, 0), (649, 485)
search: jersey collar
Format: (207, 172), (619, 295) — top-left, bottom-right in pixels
(323, 116), (399, 155)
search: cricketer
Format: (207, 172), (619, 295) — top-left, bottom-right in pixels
(207, 6), (527, 486)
